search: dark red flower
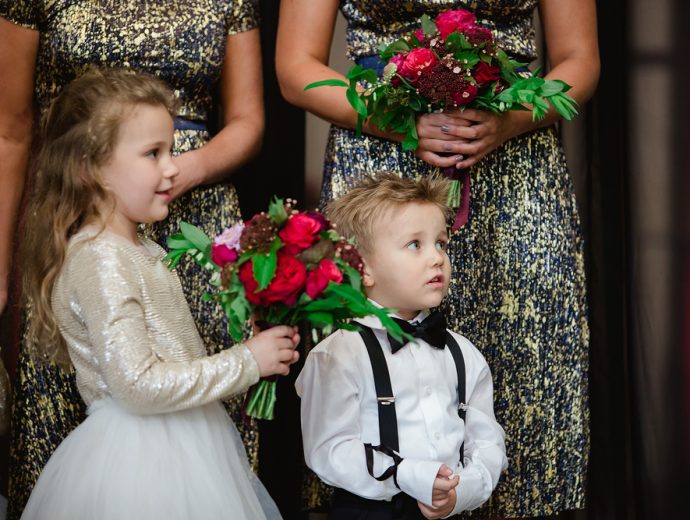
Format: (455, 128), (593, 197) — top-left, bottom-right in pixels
(473, 61), (501, 86)
(416, 63), (477, 107)
(279, 213), (323, 254)
(305, 259), (343, 299)
(435, 10), (476, 40)
(304, 211), (330, 232)
(211, 243), (239, 267)
(239, 253), (307, 306)
(451, 82), (478, 106)
(464, 25), (493, 46)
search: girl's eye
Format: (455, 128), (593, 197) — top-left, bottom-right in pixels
(146, 149), (159, 159)
(436, 240), (448, 251)
(406, 240), (420, 250)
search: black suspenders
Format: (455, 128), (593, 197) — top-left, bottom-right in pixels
(358, 326), (467, 485)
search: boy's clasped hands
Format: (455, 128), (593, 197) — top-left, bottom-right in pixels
(419, 465), (460, 519)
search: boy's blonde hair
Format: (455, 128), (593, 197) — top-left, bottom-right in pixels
(22, 67), (178, 366)
(326, 173), (452, 254)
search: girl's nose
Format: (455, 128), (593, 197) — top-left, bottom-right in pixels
(165, 158), (180, 179)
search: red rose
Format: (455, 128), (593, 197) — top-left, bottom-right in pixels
(279, 214), (322, 255)
(451, 82), (478, 106)
(473, 61), (500, 86)
(239, 253), (307, 306)
(435, 10), (476, 40)
(211, 243), (239, 267)
(305, 259), (343, 299)
(398, 48), (437, 83)
(464, 25), (493, 46)
(304, 211), (330, 232)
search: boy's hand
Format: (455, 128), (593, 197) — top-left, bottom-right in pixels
(418, 487), (457, 519)
(245, 325), (300, 377)
(417, 464), (459, 519)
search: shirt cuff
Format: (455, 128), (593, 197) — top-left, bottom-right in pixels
(395, 458), (443, 506)
(450, 464), (489, 515)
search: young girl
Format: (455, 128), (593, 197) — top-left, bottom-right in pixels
(19, 68), (298, 520)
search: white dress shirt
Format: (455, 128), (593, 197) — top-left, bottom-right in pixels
(295, 311), (508, 516)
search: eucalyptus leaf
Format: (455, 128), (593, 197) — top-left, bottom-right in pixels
(304, 79), (348, 90)
(180, 221), (211, 253)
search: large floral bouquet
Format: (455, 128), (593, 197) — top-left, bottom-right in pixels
(305, 9), (578, 228)
(165, 198), (408, 420)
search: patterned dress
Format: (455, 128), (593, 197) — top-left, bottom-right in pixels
(312, 0), (590, 517)
(0, 1), (260, 517)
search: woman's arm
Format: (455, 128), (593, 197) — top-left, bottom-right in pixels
(170, 28), (265, 199)
(447, 0), (600, 169)
(0, 17), (38, 315)
(276, 0), (478, 169)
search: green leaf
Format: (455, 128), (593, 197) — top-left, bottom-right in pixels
(446, 32), (472, 51)
(346, 87), (368, 118)
(537, 79), (567, 97)
(303, 78), (348, 90)
(167, 236), (194, 250)
(420, 14), (438, 38)
(180, 221), (211, 253)
(253, 251), (277, 291)
(268, 196), (288, 225)
(453, 51), (480, 69)
(307, 312), (335, 327)
(379, 39), (411, 60)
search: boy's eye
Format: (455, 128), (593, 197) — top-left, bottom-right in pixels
(406, 240), (420, 250)
(436, 240), (448, 251)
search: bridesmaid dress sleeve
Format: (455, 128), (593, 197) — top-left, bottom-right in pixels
(0, 0), (39, 30)
(225, 0), (260, 35)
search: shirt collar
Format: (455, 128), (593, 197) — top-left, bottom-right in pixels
(354, 299), (430, 330)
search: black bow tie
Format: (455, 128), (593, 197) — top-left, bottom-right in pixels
(388, 310), (447, 353)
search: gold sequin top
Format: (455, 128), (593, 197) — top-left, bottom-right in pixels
(52, 229), (260, 415)
(0, 0), (259, 121)
(340, 0), (538, 62)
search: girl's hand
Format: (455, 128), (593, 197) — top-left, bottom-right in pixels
(245, 325), (300, 377)
(414, 111), (476, 168)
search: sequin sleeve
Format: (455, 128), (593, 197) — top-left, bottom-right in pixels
(60, 239), (260, 415)
(0, 0), (39, 30)
(225, 0), (260, 35)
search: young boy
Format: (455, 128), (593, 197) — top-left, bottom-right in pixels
(296, 173), (507, 519)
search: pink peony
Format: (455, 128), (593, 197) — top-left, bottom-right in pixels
(435, 10), (476, 40)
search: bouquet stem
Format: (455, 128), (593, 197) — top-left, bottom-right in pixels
(245, 379), (277, 420)
(441, 167), (471, 231)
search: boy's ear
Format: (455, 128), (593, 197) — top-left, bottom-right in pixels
(361, 258), (375, 288)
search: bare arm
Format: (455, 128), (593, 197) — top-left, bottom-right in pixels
(0, 17), (38, 315)
(276, 0), (395, 139)
(171, 28), (265, 199)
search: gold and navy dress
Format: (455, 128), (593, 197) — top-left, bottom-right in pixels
(315, 1), (590, 517)
(0, 1), (260, 517)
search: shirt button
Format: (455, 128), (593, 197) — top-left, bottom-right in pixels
(434, 432), (441, 440)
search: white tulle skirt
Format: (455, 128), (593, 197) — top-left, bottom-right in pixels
(21, 399), (281, 520)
